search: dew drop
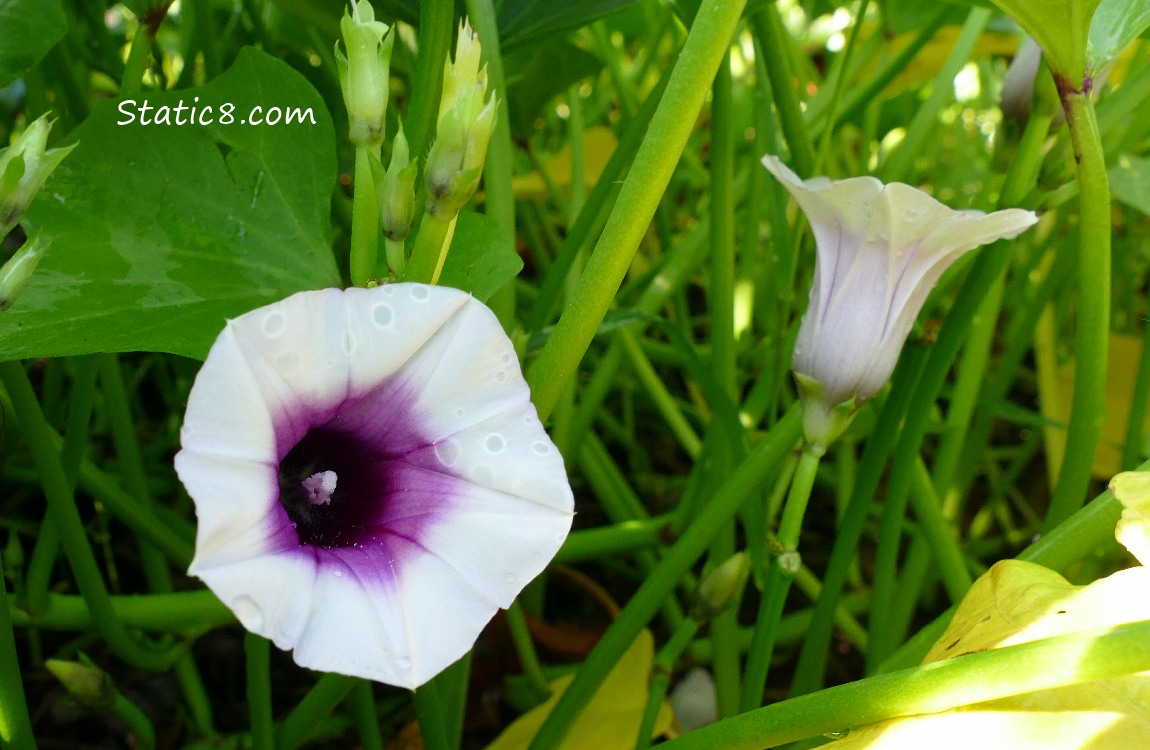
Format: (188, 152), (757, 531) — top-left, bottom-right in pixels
(398, 656), (412, 671)
(434, 439), (461, 467)
(494, 371), (508, 383)
(504, 572), (516, 583)
(485, 433), (506, 453)
(382, 285), (395, 295)
(455, 407), (466, 418)
(342, 331), (356, 354)
(333, 570), (344, 578)
(277, 351), (301, 372)
(823, 729), (850, 741)
(531, 441), (551, 456)
(372, 303), (394, 328)
(500, 353), (513, 366)
(410, 285), (430, 302)
(232, 595), (264, 630)
(262, 312), (286, 338)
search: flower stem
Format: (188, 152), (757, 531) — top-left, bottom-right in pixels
(658, 619), (1150, 750)
(404, 212), (456, 285)
(525, 0), (749, 422)
(351, 681), (383, 750)
(554, 516), (668, 564)
(748, 5), (814, 177)
(0, 552), (35, 750)
(0, 360), (179, 670)
(350, 145), (380, 287)
(636, 617), (699, 750)
(7, 590), (232, 631)
(739, 442), (822, 711)
(527, 404), (802, 750)
(246, 634), (274, 750)
(404, 0), (454, 159)
(1045, 85), (1111, 530)
(505, 600), (551, 703)
(274, 674), (355, 750)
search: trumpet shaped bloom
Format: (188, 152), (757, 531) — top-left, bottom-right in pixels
(175, 284), (574, 689)
(762, 155), (1038, 447)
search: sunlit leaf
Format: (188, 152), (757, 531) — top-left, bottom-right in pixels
(1, 47), (339, 361)
(1087, 0), (1150, 74)
(0, 0), (65, 88)
(485, 629), (673, 749)
(987, 0), (1102, 88)
(1110, 154), (1150, 217)
(829, 560), (1150, 748)
(1111, 471), (1150, 566)
(438, 211), (522, 301)
(508, 126), (619, 201)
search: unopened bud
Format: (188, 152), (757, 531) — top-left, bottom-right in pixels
(0, 115), (76, 237)
(373, 125), (417, 242)
(424, 19), (497, 219)
(46, 657), (115, 709)
(691, 552), (749, 621)
(335, 0), (393, 149)
(0, 234), (49, 312)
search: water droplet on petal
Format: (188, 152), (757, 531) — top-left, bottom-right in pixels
(455, 407), (466, 418)
(410, 285), (430, 302)
(494, 371), (507, 383)
(277, 351), (301, 372)
(232, 595), (264, 631)
(531, 441), (551, 456)
(342, 332), (356, 354)
(485, 433), (506, 453)
(504, 572), (516, 583)
(398, 656), (412, 671)
(500, 353), (513, 366)
(372, 303), (394, 328)
(333, 570), (344, 578)
(434, 439), (461, 467)
(472, 465), (494, 484)
(262, 312), (286, 338)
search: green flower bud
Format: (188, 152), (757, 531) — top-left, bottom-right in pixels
(335, 0), (393, 150)
(0, 115), (76, 238)
(373, 125), (418, 242)
(0, 233), (49, 312)
(46, 657), (115, 709)
(424, 19), (498, 219)
(691, 551), (749, 622)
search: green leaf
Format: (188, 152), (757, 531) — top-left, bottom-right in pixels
(497, 0), (645, 49)
(987, 0), (1102, 88)
(1, 47), (340, 361)
(438, 211), (522, 301)
(1109, 154), (1150, 216)
(1088, 0), (1150, 75)
(0, 0), (66, 88)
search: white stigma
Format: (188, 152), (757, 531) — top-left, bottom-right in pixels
(302, 470), (338, 505)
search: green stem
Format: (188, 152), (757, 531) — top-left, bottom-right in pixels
(525, 0), (748, 422)
(350, 145), (380, 287)
(246, 634), (274, 750)
(739, 443), (822, 711)
(120, 13), (156, 96)
(404, 0), (455, 158)
(811, 0), (870, 172)
(274, 674), (355, 750)
(506, 600), (551, 703)
(0, 553), (35, 750)
(412, 681), (452, 750)
(8, 590), (232, 631)
(351, 681), (383, 750)
(658, 620), (1150, 750)
(748, 6), (814, 177)
(636, 617), (699, 750)
(910, 457), (972, 602)
(554, 517), (668, 564)
(617, 331), (701, 458)
(404, 213), (456, 284)
(1122, 314), (1150, 469)
(527, 404), (802, 750)
(111, 691), (156, 750)
(1045, 86), (1112, 529)
(0, 360), (178, 670)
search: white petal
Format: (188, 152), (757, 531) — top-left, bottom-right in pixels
(177, 450), (290, 572)
(179, 325), (278, 463)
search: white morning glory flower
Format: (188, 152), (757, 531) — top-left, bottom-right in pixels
(175, 284), (574, 689)
(762, 155), (1038, 448)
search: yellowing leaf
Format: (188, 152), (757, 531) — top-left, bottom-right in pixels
(1047, 332), (1150, 479)
(484, 629), (673, 750)
(507, 126), (619, 202)
(1111, 470), (1150, 565)
(829, 560), (1150, 748)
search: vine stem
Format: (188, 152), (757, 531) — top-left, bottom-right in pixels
(350, 145), (380, 287)
(525, 0), (749, 422)
(1045, 84), (1111, 529)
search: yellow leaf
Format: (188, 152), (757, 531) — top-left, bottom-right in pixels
(1111, 470), (1150, 565)
(507, 126), (619, 202)
(484, 629), (673, 750)
(829, 560), (1150, 748)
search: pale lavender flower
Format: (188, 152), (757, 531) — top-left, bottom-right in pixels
(175, 284), (574, 689)
(762, 155), (1038, 447)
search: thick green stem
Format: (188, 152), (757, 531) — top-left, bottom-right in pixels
(1045, 86), (1111, 529)
(404, 213), (456, 284)
(527, 404), (801, 749)
(350, 145), (380, 287)
(8, 590), (232, 631)
(658, 620), (1150, 750)
(246, 634), (274, 750)
(412, 681), (452, 750)
(506, 600), (551, 703)
(525, 0), (748, 422)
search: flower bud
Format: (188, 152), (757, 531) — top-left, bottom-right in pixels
(690, 552), (749, 622)
(335, 0), (393, 150)
(0, 233), (49, 312)
(0, 115), (76, 238)
(373, 125), (417, 242)
(424, 20), (497, 219)
(46, 657), (115, 709)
